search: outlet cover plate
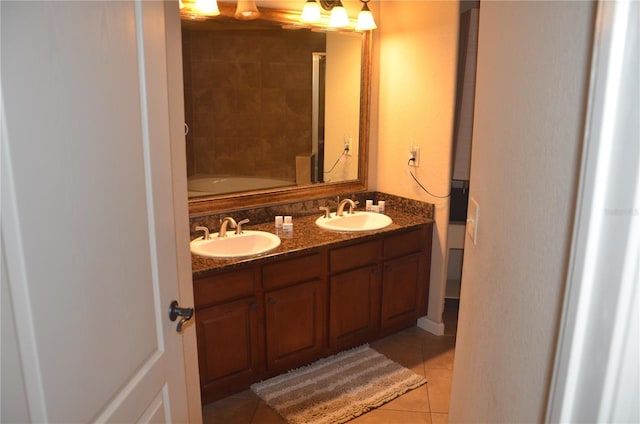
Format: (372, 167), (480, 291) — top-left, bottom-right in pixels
(467, 197), (479, 245)
(409, 145), (420, 167)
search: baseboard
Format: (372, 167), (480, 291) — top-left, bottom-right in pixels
(417, 316), (445, 336)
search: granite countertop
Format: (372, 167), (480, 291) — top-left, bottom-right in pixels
(191, 209), (433, 277)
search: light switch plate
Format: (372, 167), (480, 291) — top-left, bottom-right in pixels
(467, 197), (479, 245)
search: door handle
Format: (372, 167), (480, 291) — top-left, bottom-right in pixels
(169, 300), (194, 333)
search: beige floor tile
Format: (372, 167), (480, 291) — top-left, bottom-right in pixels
(425, 368), (453, 414)
(371, 335), (426, 371)
(202, 394), (259, 424)
(379, 385), (430, 413)
(442, 300), (459, 337)
(430, 412), (449, 424)
(422, 339), (456, 370)
(350, 408), (431, 424)
(250, 402), (286, 424)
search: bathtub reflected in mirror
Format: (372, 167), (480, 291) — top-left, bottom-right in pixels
(187, 175), (294, 198)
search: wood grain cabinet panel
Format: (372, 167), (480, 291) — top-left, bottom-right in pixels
(329, 265), (380, 350)
(329, 240), (380, 273)
(262, 252), (325, 290)
(380, 253), (424, 332)
(196, 297), (260, 403)
(194, 267), (256, 308)
(265, 279), (325, 373)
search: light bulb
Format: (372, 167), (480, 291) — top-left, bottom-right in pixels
(301, 0), (321, 23)
(329, 4), (349, 28)
(355, 3), (376, 31)
(194, 0), (220, 16)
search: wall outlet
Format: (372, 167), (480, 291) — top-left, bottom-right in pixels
(409, 144), (420, 167)
(344, 137), (352, 156)
(467, 196), (479, 245)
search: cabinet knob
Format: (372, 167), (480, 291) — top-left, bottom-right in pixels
(250, 302), (257, 309)
(267, 298), (277, 305)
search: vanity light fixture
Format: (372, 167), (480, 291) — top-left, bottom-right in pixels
(355, 0), (376, 31)
(328, 0), (349, 28)
(301, 0), (322, 23)
(302, 0), (376, 30)
(234, 0), (260, 20)
(194, 0), (220, 16)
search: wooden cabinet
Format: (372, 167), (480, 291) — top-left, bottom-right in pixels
(379, 227), (432, 334)
(328, 240), (380, 350)
(193, 223), (432, 403)
(262, 252), (326, 372)
(329, 265), (380, 350)
(380, 253), (423, 331)
(265, 279), (325, 373)
(194, 267), (260, 404)
(196, 297), (260, 403)
(328, 227), (432, 344)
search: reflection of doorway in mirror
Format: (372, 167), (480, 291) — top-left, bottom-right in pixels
(323, 32), (361, 182)
(311, 52), (326, 183)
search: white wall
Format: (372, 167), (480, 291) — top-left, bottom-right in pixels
(373, 0), (459, 332)
(449, 1), (596, 422)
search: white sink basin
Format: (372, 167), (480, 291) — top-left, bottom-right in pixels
(190, 231), (281, 258)
(315, 211), (392, 232)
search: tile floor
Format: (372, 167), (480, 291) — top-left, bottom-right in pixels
(202, 300), (459, 424)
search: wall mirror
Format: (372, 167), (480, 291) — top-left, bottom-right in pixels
(182, 2), (371, 215)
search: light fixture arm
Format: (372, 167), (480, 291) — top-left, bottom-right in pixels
(319, 0), (342, 11)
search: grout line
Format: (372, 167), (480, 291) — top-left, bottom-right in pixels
(249, 398), (263, 424)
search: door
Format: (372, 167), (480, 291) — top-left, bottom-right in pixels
(1, 1), (195, 422)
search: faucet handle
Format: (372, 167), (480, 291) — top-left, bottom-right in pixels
(319, 206), (331, 219)
(347, 200), (359, 214)
(218, 216), (237, 238)
(195, 226), (210, 240)
(236, 218), (250, 235)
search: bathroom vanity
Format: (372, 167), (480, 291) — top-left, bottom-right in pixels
(191, 210), (433, 403)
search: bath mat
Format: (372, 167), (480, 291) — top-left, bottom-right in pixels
(250, 344), (427, 424)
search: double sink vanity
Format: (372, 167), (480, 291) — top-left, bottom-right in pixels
(179, 2), (433, 405)
(189, 195), (434, 403)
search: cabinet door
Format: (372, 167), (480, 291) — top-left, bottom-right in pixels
(265, 279), (325, 373)
(329, 266), (380, 350)
(380, 253), (424, 331)
(196, 297), (260, 403)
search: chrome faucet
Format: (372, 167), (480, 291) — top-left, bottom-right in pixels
(218, 217), (237, 237)
(336, 198), (358, 216)
(235, 218), (250, 235)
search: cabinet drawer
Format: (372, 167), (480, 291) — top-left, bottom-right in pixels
(262, 252), (325, 290)
(194, 268), (256, 309)
(330, 240), (380, 273)
(383, 228), (426, 258)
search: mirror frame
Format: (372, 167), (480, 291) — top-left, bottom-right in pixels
(186, 3), (372, 216)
